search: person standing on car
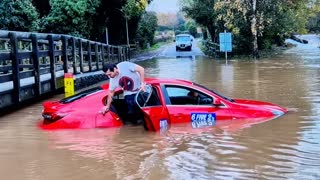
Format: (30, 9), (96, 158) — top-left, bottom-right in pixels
(101, 61), (146, 124)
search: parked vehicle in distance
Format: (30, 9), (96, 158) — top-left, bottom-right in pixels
(40, 78), (288, 131)
(175, 34), (193, 51)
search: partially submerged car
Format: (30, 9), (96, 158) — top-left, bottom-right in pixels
(175, 34), (193, 51)
(41, 78), (288, 131)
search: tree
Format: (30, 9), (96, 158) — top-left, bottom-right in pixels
(136, 11), (158, 48)
(4, 0), (155, 46)
(91, 0), (152, 44)
(215, 0), (319, 56)
(157, 13), (178, 27)
(304, 0), (320, 33)
(121, 0), (149, 44)
(182, 0), (317, 56)
(181, 0), (217, 41)
(123, 0), (148, 18)
(185, 20), (197, 37)
(40, 0), (100, 38)
(0, 0), (39, 31)
(32, 0), (50, 17)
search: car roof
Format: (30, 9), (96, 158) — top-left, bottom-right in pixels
(145, 78), (194, 86)
(100, 78), (194, 89)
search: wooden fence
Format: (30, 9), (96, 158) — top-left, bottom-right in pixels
(0, 30), (130, 109)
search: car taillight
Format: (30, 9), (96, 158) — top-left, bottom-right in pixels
(43, 112), (68, 124)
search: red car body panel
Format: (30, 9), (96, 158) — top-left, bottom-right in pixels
(41, 87), (123, 130)
(40, 78), (288, 131)
(166, 105), (233, 123)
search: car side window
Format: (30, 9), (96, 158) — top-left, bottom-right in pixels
(136, 85), (161, 108)
(165, 85), (213, 106)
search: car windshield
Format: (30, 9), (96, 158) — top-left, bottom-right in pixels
(176, 36), (191, 41)
(193, 83), (235, 102)
(59, 87), (102, 104)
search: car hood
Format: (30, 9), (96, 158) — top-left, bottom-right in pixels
(177, 40), (191, 44)
(232, 99), (288, 115)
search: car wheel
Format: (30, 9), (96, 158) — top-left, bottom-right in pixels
(176, 47), (179, 51)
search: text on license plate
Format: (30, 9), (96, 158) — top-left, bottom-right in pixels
(191, 113), (216, 128)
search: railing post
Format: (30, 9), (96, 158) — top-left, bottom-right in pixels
(126, 46), (128, 61)
(111, 46), (114, 62)
(126, 46), (129, 61)
(31, 34), (41, 96)
(61, 36), (68, 73)
(48, 35), (57, 90)
(108, 45), (113, 63)
(9, 32), (21, 103)
(122, 47), (125, 62)
(101, 43), (105, 66)
(122, 48), (124, 62)
(87, 41), (92, 72)
(79, 39), (84, 73)
(71, 37), (77, 74)
(95, 43), (99, 70)
(118, 46), (121, 63)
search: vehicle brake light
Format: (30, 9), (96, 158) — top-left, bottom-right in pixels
(52, 113), (68, 120)
(42, 112), (69, 124)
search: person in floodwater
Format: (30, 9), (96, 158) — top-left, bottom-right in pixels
(101, 61), (146, 125)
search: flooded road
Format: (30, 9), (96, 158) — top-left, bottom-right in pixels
(1, 39), (320, 179)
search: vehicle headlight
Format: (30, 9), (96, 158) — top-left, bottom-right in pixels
(272, 110), (284, 117)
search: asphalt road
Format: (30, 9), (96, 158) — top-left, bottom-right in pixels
(131, 38), (205, 62)
(158, 39), (205, 58)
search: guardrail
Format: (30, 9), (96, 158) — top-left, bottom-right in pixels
(0, 30), (130, 110)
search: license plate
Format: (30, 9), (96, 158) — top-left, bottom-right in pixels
(160, 119), (169, 133)
(191, 113), (216, 128)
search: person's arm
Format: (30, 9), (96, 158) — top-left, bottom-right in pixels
(135, 64), (146, 91)
(101, 90), (115, 114)
(135, 64), (145, 83)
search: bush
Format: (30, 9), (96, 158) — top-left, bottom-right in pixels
(135, 11), (158, 48)
(0, 0), (39, 31)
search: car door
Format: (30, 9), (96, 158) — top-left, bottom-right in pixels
(162, 84), (233, 128)
(135, 84), (170, 132)
(95, 88), (124, 128)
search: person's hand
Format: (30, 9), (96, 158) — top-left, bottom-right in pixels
(140, 83), (146, 92)
(100, 106), (109, 115)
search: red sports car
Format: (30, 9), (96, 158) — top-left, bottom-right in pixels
(41, 78), (288, 131)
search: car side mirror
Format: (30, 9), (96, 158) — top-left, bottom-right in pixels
(213, 99), (222, 106)
(173, 39), (176, 42)
(191, 39), (193, 42)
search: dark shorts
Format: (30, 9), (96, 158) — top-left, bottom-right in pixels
(124, 93), (143, 125)
(124, 93), (138, 114)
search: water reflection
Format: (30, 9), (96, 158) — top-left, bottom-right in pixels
(41, 113), (309, 180)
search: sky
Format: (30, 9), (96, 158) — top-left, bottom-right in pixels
(146, 0), (179, 13)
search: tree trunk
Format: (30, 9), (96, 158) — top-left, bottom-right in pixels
(207, 25), (216, 42)
(251, 0), (259, 58)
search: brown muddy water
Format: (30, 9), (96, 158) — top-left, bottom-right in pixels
(0, 44), (320, 180)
